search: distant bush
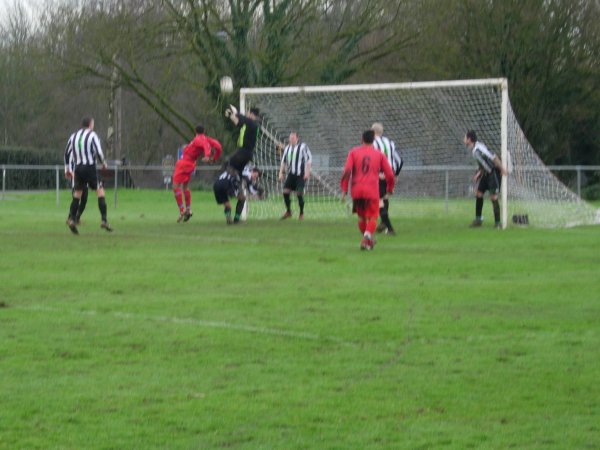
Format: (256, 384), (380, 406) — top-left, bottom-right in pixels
(582, 183), (600, 201)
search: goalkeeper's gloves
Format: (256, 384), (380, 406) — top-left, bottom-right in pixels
(224, 108), (232, 118)
(229, 104), (238, 116)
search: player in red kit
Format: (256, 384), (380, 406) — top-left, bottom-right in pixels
(340, 129), (395, 250)
(173, 125), (222, 222)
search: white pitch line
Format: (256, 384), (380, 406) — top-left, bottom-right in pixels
(15, 305), (354, 346)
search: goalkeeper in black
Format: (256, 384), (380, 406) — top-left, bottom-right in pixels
(224, 104), (260, 175)
(464, 130), (508, 228)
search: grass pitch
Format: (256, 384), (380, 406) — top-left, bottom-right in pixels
(1, 190), (599, 449)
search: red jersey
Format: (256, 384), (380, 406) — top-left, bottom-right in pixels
(182, 134), (222, 163)
(340, 144), (395, 200)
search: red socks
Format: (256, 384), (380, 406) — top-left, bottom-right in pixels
(365, 218), (377, 235)
(184, 189), (191, 211)
(358, 217), (377, 235)
(358, 219), (367, 234)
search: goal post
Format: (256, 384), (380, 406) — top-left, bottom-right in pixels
(240, 78), (600, 227)
(500, 79), (509, 229)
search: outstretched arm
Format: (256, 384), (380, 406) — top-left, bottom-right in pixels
(92, 133), (107, 169)
(304, 145), (312, 180)
(381, 154), (395, 195)
(279, 146), (288, 181)
(64, 137), (74, 179)
(278, 160), (287, 181)
(340, 153), (353, 197)
(208, 137), (223, 161)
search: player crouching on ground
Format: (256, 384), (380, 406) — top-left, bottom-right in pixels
(213, 165), (262, 224)
(246, 167), (265, 200)
(340, 129), (395, 251)
(172, 125), (222, 223)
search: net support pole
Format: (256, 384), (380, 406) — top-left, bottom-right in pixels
(500, 79), (509, 229)
(576, 165), (582, 201)
(444, 170), (449, 213)
(240, 91), (246, 115)
(2, 166), (5, 200)
(114, 165), (118, 209)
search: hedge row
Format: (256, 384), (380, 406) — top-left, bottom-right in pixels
(0, 146), (64, 189)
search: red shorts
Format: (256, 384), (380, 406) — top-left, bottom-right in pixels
(352, 198), (379, 219)
(173, 160), (196, 184)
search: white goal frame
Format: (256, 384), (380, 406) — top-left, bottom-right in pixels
(239, 78), (600, 228)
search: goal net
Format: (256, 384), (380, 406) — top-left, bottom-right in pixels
(240, 79), (600, 228)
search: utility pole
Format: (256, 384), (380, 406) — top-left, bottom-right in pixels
(108, 54), (122, 162)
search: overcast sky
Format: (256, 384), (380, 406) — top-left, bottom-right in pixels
(0, 0), (40, 26)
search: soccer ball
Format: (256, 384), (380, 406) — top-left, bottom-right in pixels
(220, 76), (234, 94)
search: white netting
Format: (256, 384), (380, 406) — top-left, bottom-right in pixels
(242, 80), (599, 227)
(506, 102), (599, 227)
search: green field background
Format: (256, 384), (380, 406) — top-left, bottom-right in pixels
(1, 190), (599, 449)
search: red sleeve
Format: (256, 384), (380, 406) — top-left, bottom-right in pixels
(340, 151), (354, 193)
(207, 136), (222, 161)
(381, 153), (395, 193)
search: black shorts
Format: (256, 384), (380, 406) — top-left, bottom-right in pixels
(74, 165), (101, 191)
(477, 169), (501, 195)
(213, 179), (231, 204)
(228, 148), (253, 174)
(283, 174), (305, 193)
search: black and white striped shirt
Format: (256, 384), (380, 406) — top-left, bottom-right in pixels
(374, 136), (402, 175)
(65, 128), (105, 168)
(217, 170), (241, 196)
(64, 133), (76, 173)
(472, 141), (497, 174)
(281, 143), (312, 176)
(217, 166), (255, 196)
